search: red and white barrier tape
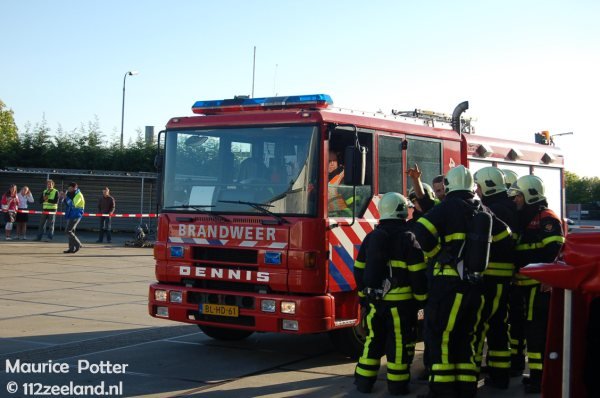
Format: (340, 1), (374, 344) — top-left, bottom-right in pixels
(8, 209), (157, 218)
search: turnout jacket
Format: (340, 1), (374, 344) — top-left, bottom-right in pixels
(481, 191), (518, 277)
(354, 219), (427, 303)
(514, 202), (565, 285)
(413, 191), (512, 276)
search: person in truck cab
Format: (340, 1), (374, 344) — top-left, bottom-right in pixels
(328, 149), (353, 216)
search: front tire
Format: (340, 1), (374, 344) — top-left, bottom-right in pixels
(198, 325), (254, 341)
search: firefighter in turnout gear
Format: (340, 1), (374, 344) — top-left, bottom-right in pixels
(413, 165), (504, 398)
(500, 169), (518, 189)
(473, 167), (518, 389)
(353, 192), (428, 395)
(498, 169), (530, 378)
(407, 163), (439, 218)
(507, 175), (565, 394)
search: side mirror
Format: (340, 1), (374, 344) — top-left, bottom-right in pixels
(154, 154), (163, 171)
(343, 145), (367, 186)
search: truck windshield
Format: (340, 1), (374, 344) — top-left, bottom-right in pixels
(162, 125), (319, 216)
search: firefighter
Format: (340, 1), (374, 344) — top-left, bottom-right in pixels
(413, 165), (490, 398)
(500, 169), (518, 189)
(507, 175), (565, 394)
(407, 163), (439, 218)
(497, 169), (528, 378)
(473, 167), (518, 389)
(353, 192), (428, 395)
(407, 164), (440, 381)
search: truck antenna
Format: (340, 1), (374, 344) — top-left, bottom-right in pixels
(251, 46), (256, 98)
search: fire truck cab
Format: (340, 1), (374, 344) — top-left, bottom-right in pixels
(148, 94), (565, 357)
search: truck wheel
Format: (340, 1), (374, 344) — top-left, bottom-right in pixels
(197, 325), (254, 341)
(328, 324), (366, 359)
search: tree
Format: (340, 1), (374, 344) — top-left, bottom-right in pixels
(0, 99), (19, 153)
(565, 170), (600, 205)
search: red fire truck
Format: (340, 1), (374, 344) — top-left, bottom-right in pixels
(148, 94), (565, 357)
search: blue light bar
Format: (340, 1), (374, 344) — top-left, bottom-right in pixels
(192, 94), (333, 114)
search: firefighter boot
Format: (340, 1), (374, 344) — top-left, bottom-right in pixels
(510, 354), (525, 377)
(523, 371), (541, 394)
(354, 376), (375, 394)
(484, 369), (509, 389)
(388, 381), (409, 396)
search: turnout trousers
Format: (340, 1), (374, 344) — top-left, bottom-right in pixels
(508, 282), (550, 386)
(473, 276), (511, 386)
(354, 299), (417, 395)
(424, 273), (483, 398)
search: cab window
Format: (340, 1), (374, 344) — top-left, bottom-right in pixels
(406, 138), (441, 190)
(378, 135), (404, 194)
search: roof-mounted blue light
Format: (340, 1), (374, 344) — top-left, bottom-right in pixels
(192, 94), (333, 114)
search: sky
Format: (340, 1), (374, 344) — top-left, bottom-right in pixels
(2, 0), (599, 177)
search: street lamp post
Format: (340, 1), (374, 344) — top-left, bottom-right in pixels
(120, 70), (139, 148)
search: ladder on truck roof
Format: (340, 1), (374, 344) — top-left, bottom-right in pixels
(391, 108), (475, 134)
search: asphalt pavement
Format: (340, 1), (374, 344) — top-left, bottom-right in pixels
(0, 233), (539, 397)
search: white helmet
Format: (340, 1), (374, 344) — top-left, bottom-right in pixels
(501, 169), (518, 189)
(379, 192), (410, 220)
(444, 165), (474, 194)
(508, 175), (546, 204)
(474, 167), (507, 197)
(408, 183), (436, 202)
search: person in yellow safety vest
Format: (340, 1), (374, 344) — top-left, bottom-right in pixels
(328, 149), (354, 216)
(473, 167), (518, 389)
(62, 182), (85, 254)
(353, 192), (428, 395)
(35, 179), (60, 241)
(507, 175), (565, 394)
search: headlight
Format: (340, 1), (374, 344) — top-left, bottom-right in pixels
(154, 290), (167, 302)
(281, 301), (296, 314)
(170, 291), (182, 303)
(282, 319), (299, 331)
(261, 299), (276, 313)
(155, 306), (169, 317)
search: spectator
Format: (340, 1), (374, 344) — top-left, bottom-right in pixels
(35, 179), (60, 241)
(96, 187), (116, 243)
(1, 184), (20, 240)
(62, 182), (85, 254)
(16, 186), (34, 240)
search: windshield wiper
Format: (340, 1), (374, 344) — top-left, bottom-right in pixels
(163, 204), (230, 222)
(218, 200), (289, 224)
(265, 187), (303, 204)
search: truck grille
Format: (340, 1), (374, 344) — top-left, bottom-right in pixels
(191, 247), (258, 264)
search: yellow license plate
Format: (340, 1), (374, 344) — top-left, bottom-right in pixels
(200, 303), (239, 317)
